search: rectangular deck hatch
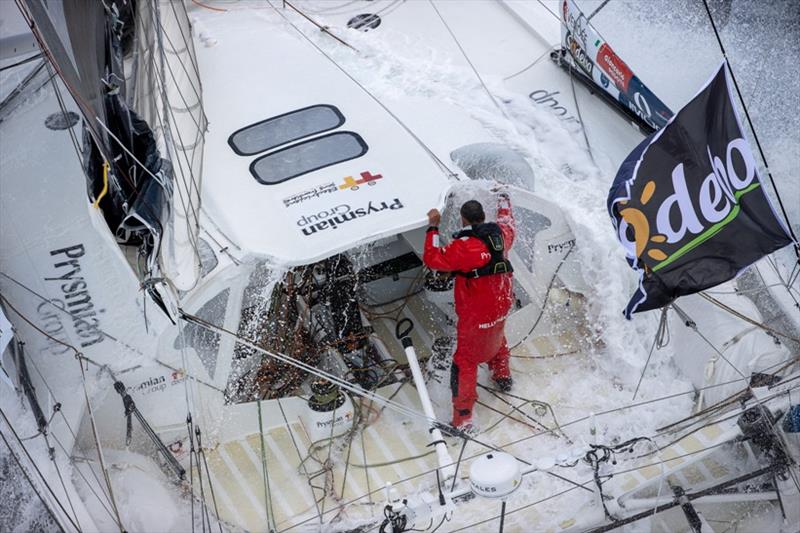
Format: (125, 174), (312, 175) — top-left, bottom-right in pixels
(250, 131), (368, 185)
(228, 104), (345, 156)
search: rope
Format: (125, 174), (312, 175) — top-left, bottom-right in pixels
(0, 408), (77, 532)
(0, 273), (224, 393)
(566, 57), (597, 165)
(510, 244), (574, 350)
(9, 334), (120, 520)
(257, 401), (277, 532)
(428, 0), (508, 119)
(0, 52), (43, 72)
(44, 432), (83, 532)
(266, 0), (459, 179)
(586, 0), (612, 21)
(282, 0), (358, 51)
(277, 398), (323, 524)
(632, 307), (669, 401)
(280, 356), (800, 531)
(196, 427), (223, 533)
(701, 0), (799, 259)
(699, 292), (800, 343)
(77, 362), (125, 532)
(673, 304), (800, 493)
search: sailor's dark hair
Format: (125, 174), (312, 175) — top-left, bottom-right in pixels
(460, 200), (485, 224)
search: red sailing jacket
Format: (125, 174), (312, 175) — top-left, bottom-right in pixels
(423, 199), (515, 327)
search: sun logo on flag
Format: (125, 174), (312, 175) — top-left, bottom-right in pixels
(618, 180), (668, 261)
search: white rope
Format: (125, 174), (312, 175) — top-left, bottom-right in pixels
(266, 0), (459, 179)
(78, 361), (125, 531)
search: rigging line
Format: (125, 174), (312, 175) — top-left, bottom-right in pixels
(476, 385), (565, 440)
(0, 52), (43, 72)
(77, 362), (125, 532)
(179, 309), (443, 428)
(534, 0), (560, 22)
(701, 0), (800, 258)
(632, 307), (669, 401)
(427, 0), (509, 119)
(50, 433), (118, 523)
(180, 308), (538, 470)
(586, 0), (612, 21)
(282, 0), (358, 51)
(282, 364), (800, 532)
(510, 244), (574, 350)
(673, 304), (800, 493)
(0, 408), (80, 532)
(449, 482), (587, 533)
(15, 337), (120, 516)
(146, 101), (202, 269)
(698, 292), (800, 343)
(0, 281), (223, 394)
(449, 435), (733, 533)
(277, 398), (324, 525)
(266, 0), (459, 179)
(43, 433), (83, 532)
(765, 255), (800, 310)
(145, 57), (203, 258)
(0, 429), (69, 533)
(15, 0), (165, 239)
(152, 3), (206, 119)
(149, 3), (204, 252)
(257, 401), (277, 532)
(13, 0), (108, 162)
(44, 61), (83, 179)
(170, 1), (206, 88)
(566, 59), (597, 166)
(503, 45), (558, 82)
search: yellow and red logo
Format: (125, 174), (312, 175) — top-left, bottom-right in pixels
(338, 171), (383, 191)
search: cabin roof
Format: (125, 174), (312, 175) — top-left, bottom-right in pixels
(195, 7), (452, 266)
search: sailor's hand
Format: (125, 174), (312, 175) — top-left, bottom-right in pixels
(427, 209), (441, 226)
(491, 183), (509, 198)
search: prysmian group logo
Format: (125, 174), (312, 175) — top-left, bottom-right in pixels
(283, 171), (383, 207)
(617, 137), (759, 271)
(297, 198), (404, 236)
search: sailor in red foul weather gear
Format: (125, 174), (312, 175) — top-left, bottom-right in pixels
(422, 195), (515, 431)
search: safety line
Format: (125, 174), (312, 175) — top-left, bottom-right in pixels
(701, 0), (799, 258)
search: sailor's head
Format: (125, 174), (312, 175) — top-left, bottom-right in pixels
(460, 200), (485, 227)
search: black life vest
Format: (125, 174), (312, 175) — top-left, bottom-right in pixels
(453, 222), (514, 279)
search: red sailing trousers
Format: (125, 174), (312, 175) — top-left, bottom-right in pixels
(451, 316), (511, 426)
(423, 198), (515, 427)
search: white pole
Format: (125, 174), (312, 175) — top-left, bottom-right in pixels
(401, 337), (456, 479)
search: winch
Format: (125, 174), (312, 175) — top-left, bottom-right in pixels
(301, 379), (354, 442)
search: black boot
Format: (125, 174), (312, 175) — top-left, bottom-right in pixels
(493, 376), (513, 392)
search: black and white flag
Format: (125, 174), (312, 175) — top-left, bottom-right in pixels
(608, 63), (794, 318)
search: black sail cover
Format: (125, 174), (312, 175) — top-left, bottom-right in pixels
(20, 0), (171, 252)
(608, 64), (793, 318)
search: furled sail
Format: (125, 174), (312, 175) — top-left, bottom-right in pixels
(18, 0), (203, 297)
(608, 63), (794, 318)
(559, 0), (673, 132)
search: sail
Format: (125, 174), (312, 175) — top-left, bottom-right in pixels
(17, 1), (203, 294)
(608, 63), (794, 318)
(560, 0), (673, 131)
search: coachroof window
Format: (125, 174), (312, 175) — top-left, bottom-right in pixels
(228, 104), (345, 156)
(250, 131), (368, 185)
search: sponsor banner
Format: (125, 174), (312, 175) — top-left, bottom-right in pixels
(561, 0), (672, 130)
(297, 197), (405, 237)
(565, 31), (593, 77)
(282, 171), (383, 208)
(608, 64), (793, 318)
